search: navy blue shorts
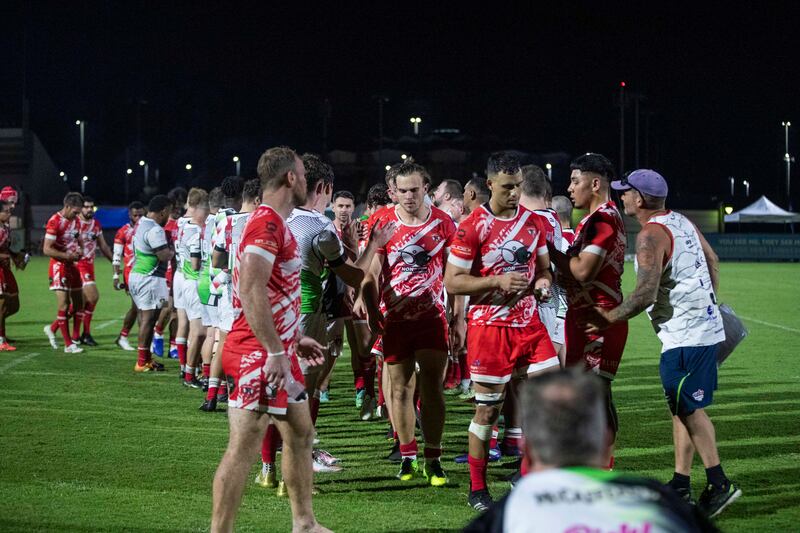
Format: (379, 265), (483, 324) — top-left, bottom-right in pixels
(659, 344), (719, 416)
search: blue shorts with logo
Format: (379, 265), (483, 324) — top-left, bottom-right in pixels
(659, 344), (719, 416)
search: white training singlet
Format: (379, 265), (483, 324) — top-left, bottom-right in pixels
(638, 210), (725, 351)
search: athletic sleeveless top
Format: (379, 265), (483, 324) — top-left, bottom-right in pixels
(638, 211), (725, 351)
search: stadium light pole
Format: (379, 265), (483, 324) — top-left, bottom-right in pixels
(59, 171), (67, 183)
(126, 168), (133, 203)
(185, 163), (193, 179)
(546, 163), (553, 180)
(728, 176), (735, 197)
(618, 82), (626, 177)
(783, 121), (792, 208)
(76, 120), (85, 179)
(410, 117), (422, 135)
(81, 175), (88, 194)
(233, 156), (240, 176)
(743, 180), (750, 197)
(139, 160), (149, 187)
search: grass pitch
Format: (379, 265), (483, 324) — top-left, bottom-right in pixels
(0, 258), (798, 532)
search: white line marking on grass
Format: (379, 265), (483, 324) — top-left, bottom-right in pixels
(0, 352), (41, 374)
(95, 318), (121, 330)
(739, 315), (800, 334)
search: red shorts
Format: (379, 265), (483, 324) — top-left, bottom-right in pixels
(565, 308), (629, 380)
(77, 261), (95, 285)
(467, 321), (558, 384)
(166, 265), (174, 291)
(222, 337), (305, 416)
(371, 335), (384, 357)
(0, 266), (18, 296)
(382, 316), (449, 364)
(49, 260), (81, 291)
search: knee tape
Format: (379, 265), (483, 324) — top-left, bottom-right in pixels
(469, 421), (493, 441)
(474, 392), (504, 407)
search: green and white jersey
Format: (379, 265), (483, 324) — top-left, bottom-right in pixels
(177, 220), (202, 281)
(465, 467), (714, 533)
(131, 216), (169, 277)
(286, 208), (346, 314)
(198, 209), (235, 305)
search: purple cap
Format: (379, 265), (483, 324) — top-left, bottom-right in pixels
(611, 169), (668, 197)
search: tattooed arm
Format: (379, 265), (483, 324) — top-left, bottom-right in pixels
(586, 224), (670, 331)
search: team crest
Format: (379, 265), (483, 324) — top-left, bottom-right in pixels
(692, 389), (705, 401)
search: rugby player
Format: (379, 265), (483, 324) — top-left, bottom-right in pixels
(432, 179), (464, 221)
(552, 195), (575, 245)
(212, 146), (329, 533)
(113, 201), (146, 351)
(547, 153), (627, 466)
(174, 188), (209, 387)
(128, 195), (174, 372)
(76, 196), (114, 346)
(43, 192), (85, 354)
(445, 152), (558, 510)
(0, 199), (21, 350)
(362, 159), (462, 486)
(587, 169), (740, 517)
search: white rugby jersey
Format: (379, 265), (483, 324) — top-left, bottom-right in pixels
(534, 208), (563, 311)
(638, 210), (725, 351)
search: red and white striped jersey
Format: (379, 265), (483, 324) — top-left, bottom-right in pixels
(77, 217), (102, 265)
(113, 223), (137, 272)
(567, 201), (626, 311)
(374, 206), (455, 322)
(448, 204), (548, 328)
(228, 205), (302, 349)
(45, 211), (81, 259)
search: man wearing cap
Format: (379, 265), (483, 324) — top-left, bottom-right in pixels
(586, 169), (741, 518)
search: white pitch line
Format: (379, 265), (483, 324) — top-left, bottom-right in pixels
(95, 318), (121, 331)
(0, 352), (41, 374)
(739, 315), (800, 335)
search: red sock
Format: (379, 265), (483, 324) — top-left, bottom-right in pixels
(399, 439), (418, 459)
(137, 347), (149, 366)
(459, 353), (470, 380)
(82, 302), (95, 335)
(120, 327), (130, 337)
(502, 427), (523, 450)
(607, 455), (615, 470)
(489, 426), (499, 450)
(154, 324), (164, 336)
(310, 395), (320, 426)
(261, 424), (282, 464)
(184, 369), (194, 381)
(72, 311), (84, 339)
(177, 339), (187, 367)
(423, 446), (442, 460)
(218, 379), (228, 395)
(206, 377), (219, 400)
(468, 455), (488, 492)
(202, 363), (210, 378)
(354, 375), (365, 390)
(54, 311), (71, 345)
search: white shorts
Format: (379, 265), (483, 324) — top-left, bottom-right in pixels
(538, 305), (560, 345)
(326, 317), (345, 358)
(172, 271), (186, 309)
(299, 310), (327, 375)
(128, 273), (168, 311)
(178, 277), (203, 321)
(552, 317), (565, 345)
(201, 301), (220, 328)
(218, 286), (235, 333)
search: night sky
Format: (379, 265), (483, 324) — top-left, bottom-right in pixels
(2, 2), (799, 206)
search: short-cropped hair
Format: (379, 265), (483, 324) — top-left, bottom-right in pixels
(487, 152), (521, 178)
(551, 195), (573, 220)
(148, 195), (173, 213)
(128, 201), (146, 211)
(302, 153), (335, 193)
(333, 190), (355, 203)
(208, 187), (225, 210)
(257, 146), (298, 192)
(520, 369), (606, 467)
(521, 165), (551, 199)
(64, 192), (83, 208)
(438, 179), (463, 200)
(243, 179), (261, 203)
(186, 187), (208, 209)
(466, 177), (490, 199)
(570, 153), (615, 182)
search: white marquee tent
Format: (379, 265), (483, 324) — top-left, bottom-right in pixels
(724, 195), (800, 223)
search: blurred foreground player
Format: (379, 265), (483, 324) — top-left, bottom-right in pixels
(465, 369), (717, 533)
(212, 147), (329, 533)
(587, 169), (740, 517)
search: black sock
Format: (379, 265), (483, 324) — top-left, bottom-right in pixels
(705, 464), (727, 488)
(670, 472), (691, 490)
